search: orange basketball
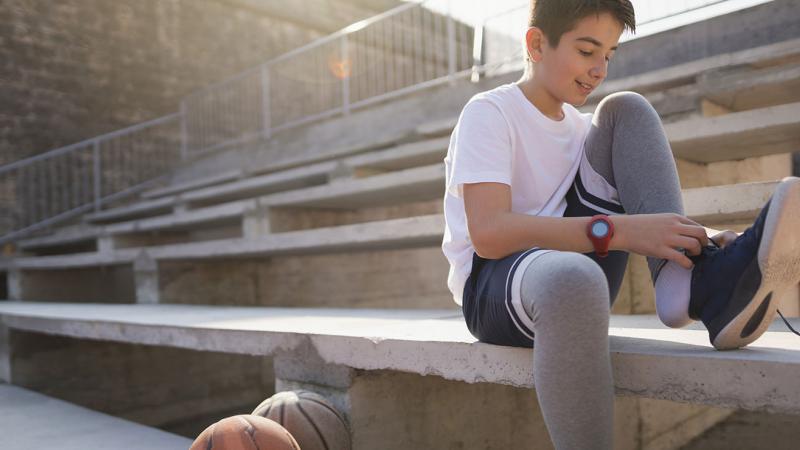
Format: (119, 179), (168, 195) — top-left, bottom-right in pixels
(253, 390), (351, 450)
(190, 414), (300, 450)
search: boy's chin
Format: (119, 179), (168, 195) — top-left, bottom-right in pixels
(568, 97), (587, 107)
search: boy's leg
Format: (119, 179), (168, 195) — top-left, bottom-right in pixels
(581, 91), (694, 327)
(519, 251), (614, 450)
(462, 248), (613, 449)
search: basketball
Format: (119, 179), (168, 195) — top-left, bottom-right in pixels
(189, 414), (300, 450)
(252, 390), (351, 450)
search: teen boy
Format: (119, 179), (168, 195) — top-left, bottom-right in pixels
(441, 1), (800, 448)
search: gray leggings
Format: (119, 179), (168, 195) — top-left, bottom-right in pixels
(521, 91), (684, 449)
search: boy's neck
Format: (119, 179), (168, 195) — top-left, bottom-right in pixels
(516, 75), (565, 122)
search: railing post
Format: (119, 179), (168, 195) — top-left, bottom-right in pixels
(180, 100), (188, 160)
(471, 22), (484, 83)
(341, 35), (351, 115)
(447, 0), (457, 84)
(260, 63), (271, 139)
(92, 140), (101, 212)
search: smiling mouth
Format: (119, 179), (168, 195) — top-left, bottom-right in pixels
(576, 81), (593, 91)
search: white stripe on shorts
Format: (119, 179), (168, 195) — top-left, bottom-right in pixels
(505, 248), (555, 340)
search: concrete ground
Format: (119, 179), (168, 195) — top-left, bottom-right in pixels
(681, 410), (800, 449)
(0, 383), (193, 449)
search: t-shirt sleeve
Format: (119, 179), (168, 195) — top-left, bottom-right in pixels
(446, 99), (512, 199)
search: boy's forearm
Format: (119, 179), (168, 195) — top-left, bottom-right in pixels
(474, 212), (622, 259)
(475, 213), (726, 260)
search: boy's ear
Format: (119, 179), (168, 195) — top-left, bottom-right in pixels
(525, 27), (545, 62)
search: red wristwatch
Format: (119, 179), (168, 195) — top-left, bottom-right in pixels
(586, 215), (614, 258)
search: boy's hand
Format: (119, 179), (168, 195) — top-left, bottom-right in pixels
(611, 214), (709, 270)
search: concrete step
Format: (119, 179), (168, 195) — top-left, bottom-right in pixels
(590, 37), (800, 102)
(15, 168), (781, 254)
(83, 136), (451, 226)
(264, 163), (444, 209)
(0, 382), (192, 449)
(180, 160), (337, 207)
(698, 62), (800, 113)
(340, 136), (449, 175)
(19, 160), (445, 251)
(1, 302), (798, 414)
(4, 214), (445, 269)
(415, 117), (456, 137)
(85, 196), (176, 224)
(141, 168), (244, 200)
(85, 161), (337, 224)
(432, 99), (800, 166)
(666, 101), (800, 163)
(682, 179), (777, 224)
(18, 201), (252, 252)
(618, 60), (800, 121)
(12, 177), (783, 260)
(17, 224), (101, 251)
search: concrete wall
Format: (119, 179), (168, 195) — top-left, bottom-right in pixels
(4, 328), (275, 440)
(273, 356), (734, 450)
(159, 246), (454, 309)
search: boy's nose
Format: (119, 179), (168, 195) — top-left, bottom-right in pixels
(590, 64), (607, 81)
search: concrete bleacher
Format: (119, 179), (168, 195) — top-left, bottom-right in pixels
(666, 101), (800, 163)
(0, 178), (785, 310)
(13, 162), (771, 255)
(2, 19), (800, 450)
(1, 302), (799, 449)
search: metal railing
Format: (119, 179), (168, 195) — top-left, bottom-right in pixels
(181, 0), (477, 157)
(0, 114), (182, 244)
(1, 0), (749, 245)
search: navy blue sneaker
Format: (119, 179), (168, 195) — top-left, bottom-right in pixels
(688, 176), (800, 350)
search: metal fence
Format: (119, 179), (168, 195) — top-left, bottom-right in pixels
(181, 1), (476, 157)
(0, 114), (182, 244)
(1, 0), (747, 245)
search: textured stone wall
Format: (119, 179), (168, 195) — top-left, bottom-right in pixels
(0, 0), (397, 165)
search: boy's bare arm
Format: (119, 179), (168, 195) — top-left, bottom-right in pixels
(471, 212), (603, 259)
(464, 182), (610, 259)
(463, 182), (719, 264)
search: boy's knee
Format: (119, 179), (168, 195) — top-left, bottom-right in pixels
(521, 252), (609, 317)
(598, 90), (656, 118)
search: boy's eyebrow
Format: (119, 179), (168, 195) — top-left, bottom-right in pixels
(575, 36), (618, 50)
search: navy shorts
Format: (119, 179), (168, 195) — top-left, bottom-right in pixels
(461, 153), (630, 348)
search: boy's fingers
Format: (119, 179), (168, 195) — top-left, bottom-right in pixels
(676, 237), (702, 256)
(676, 215), (700, 225)
(668, 248), (694, 270)
(678, 223), (709, 246)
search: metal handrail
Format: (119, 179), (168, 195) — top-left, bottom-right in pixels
(0, 113), (180, 175)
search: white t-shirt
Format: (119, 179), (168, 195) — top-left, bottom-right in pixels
(442, 83), (594, 306)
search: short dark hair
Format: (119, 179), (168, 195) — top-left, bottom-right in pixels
(528, 0), (636, 50)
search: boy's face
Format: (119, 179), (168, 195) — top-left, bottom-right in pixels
(527, 12), (624, 106)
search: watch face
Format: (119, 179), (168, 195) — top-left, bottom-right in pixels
(591, 221), (609, 238)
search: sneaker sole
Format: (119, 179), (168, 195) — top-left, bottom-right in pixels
(712, 176), (800, 350)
